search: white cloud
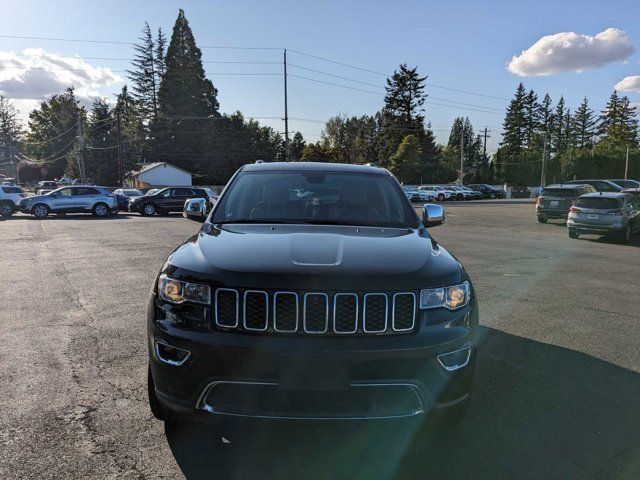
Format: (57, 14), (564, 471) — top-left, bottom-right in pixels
(0, 48), (122, 110)
(614, 75), (640, 93)
(507, 28), (636, 77)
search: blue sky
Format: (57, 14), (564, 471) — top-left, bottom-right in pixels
(2, 0), (640, 154)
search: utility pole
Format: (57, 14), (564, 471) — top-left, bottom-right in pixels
(625, 144), (630, 180)
(482, 127), (491, 158)
(116, 108), (123, 187)
(540, 131), (548, 188)
(459, 129), (464, 184)
(76, 119), (86, 184)
(283, 48), (290, 162)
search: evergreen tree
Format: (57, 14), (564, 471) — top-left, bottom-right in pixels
(155, 28), (167, 80)
(86, 99), (118, 185)
(598, 91), (639, 146)
(500, 83), (527, 154)
(571, 98), (596, 148)
(114, 85), (146, 171)
(290, 131), (305, 161)
(389, 134), (423, 183)
(152, 9), (220, 173)
(378, 64), (427, 166)
(127, 22), (159, 121)
(0, 95), (22, 165)
(25, 87), (83, 179)
(524, 89), (540, 149)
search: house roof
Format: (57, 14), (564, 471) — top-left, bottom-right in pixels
(126, 162), (193, 177)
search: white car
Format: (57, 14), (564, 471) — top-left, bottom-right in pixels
(402, 187), (434, 203)
(114, 188), (143, 198)
(419, 185), (454, 201)
(0, 185), (28, 217)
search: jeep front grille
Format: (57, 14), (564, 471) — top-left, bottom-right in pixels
(213, 289), (416, 335)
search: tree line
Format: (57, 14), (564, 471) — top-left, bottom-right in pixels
(0, 9), (638, 186)
(496, 84), (639, 186)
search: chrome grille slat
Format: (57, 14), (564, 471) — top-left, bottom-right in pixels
(333, 293), (358, 334)
(273, 292), (299, 332)
(363, 293), (388, 333)
(392, 292), (416, 332)
(243, 290), (268, 331)
(214, 289), (415, 335)
(303, 293), (329, 334)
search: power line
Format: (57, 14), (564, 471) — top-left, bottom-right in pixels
(288, 64), (384, 89)
(11, 52), (280, 65)
(0, 66), (280, 76)
(289, 74), (384, 95)
(288, 49), (387, 77)
(19, 123), (78, 145)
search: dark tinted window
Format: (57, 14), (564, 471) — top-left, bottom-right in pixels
(2, 187), (22, 193)
(541, 188), (577, 198)
(611, 180), (638, 189)
(173, 188), (194, 196)
(213, 171), (418, 228)
(75, 187), (99, 195)
(575, 197), (622, 209)
(596, 181), (618, 192)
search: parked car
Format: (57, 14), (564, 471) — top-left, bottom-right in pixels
(536, 184), (597, 223)
(419, 185), (452, 201)
(129, 187), (214, 216)
(148, 162), (477, 426)
(447, 186), (473, 201)
(622, 188), (640, 200)
(567, 192), (640, 242)
(18, 186), (118, 218)
(564, 179), (623, 192)
(0, 185), (28, 217)
(607, 179), (640, 189)
(468, 184), (506, 199)
(403, 187), (433, 203)
(36, 180), (58, 192)
(460, 186), (483, 200)
(114, 188), (143, 198)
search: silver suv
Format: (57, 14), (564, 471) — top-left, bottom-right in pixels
(567, 192), (640, 243)
(0, 185), (28, 217)
(18, 186), (118, 219)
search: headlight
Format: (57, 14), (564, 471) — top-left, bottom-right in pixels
(158, 274), (211, 305)
(420, 281), (470, 310)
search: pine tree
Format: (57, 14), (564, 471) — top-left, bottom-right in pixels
(157, 10), (219, 116)
(25, 87), (83, 179)
(155, 28), (167, 80)
(571, 98), (595, 148)
(389, 134), (423, 183)
(524, 89), (540, 149)
(598, 91), (639, 146)
(0, 95), (22, 164)
(500, 83), (527, 154)
(378, 64), (427, 166)
(86, 99), (118, 185)
(290, 132), (306, 161)
(551, 96), (567, 154)
(127, 22), (159, 121)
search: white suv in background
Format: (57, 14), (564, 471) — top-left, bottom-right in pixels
(18, 186), (118, 219)
(0, 185), (28, 217)
(419, 185), (454, 201)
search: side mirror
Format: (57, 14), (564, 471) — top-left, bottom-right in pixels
(423, 203), (445, 228)
(183, 198), (209, 223)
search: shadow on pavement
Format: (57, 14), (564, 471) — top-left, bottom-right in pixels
(164, 327), (640, 479)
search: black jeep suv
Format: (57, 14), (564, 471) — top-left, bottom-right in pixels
(147, 162), (478, 424)
(129, 187), (214, 216)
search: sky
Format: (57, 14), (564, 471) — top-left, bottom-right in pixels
(2, 0), (640, 155)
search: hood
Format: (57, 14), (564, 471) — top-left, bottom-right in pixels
(166, 224), (463, 291)
(22, 194), (49, 202)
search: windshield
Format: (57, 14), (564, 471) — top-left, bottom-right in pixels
(212, 171), (419, 228)
(575, 197), (621, 209)
(611, 180), (639, 188)
(124, 189), (142, 196)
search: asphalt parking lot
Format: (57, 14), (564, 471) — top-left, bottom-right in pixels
(1, 200), (640, 480)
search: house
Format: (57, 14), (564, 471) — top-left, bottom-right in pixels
(125, 162), (192, 189)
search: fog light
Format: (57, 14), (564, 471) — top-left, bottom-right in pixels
(155, 340), (191, 366)
(437, 347), (471, 371)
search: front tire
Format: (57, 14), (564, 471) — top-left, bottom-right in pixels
(437, 194), (445, 202)
(92, 203), (110, 217)
(32, 204), (49, 219)
(141, 203), (156, 216)
(0, 201), (14, 217)
(568, 228), (579, 239)
(489, 192), (496, 199)
(537, 216), (548, 223)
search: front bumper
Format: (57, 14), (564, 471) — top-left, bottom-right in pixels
(148, 297), (478, 421)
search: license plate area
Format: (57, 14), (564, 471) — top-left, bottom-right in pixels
(588, 214), (598, 219)
(550, 200), (559, 206)
(279, 354), (350, 391)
